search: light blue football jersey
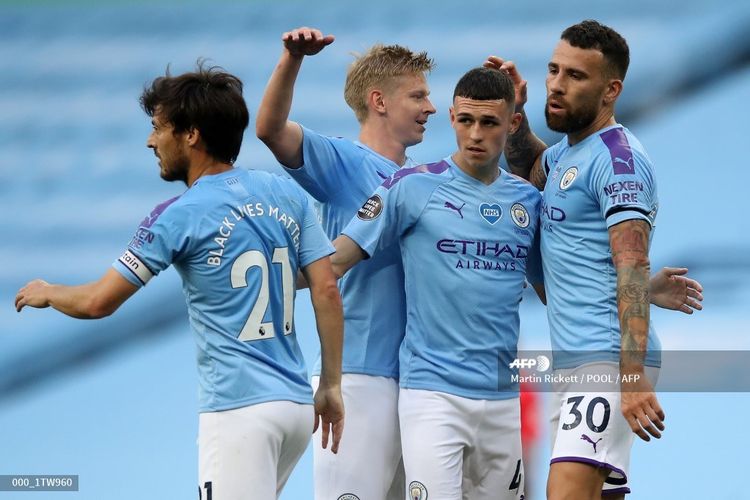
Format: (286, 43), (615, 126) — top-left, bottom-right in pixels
(343, 157), (542, 400)
(285, 126), (412, 379)
(112, 168), (334, 412)
(540, 124), (661, 369)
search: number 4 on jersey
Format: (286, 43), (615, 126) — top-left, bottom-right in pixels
(231, 247), (294, 341)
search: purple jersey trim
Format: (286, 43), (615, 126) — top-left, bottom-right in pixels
(550, 456), (628, 480)
(602, 487), (632, 495)
(138, 195), (181, 229)
(380, 160), (450, 190)
(600, 128), (635, 175)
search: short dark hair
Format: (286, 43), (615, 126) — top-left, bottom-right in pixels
(453, 67), (515, 107)
(140, 61), (249, 164)
(561, 20), (630, 80)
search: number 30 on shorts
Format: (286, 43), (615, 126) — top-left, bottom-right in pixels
(561, 395), (611, 433)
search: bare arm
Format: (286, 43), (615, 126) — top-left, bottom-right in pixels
(302, 255), (345, 453)
(484, 56), (547, 190)
(609, 219), (665, 441)
(330, 235), (367, 278)
(15, 268), (139, 319)
(255, 27), (335, 168)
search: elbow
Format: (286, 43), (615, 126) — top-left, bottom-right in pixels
(255, 119), (278, 146)
(311, 279), (342, 309)
(85, 296), (119, 319)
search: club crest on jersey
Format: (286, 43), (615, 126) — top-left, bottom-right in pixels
(510, 203), (530, 228)
(479, 203), (502, 225)
(559, 167), (578, 190)
(357, 194), (383, 221)
(337, 495), (360, 500)
(409, 481), (428, 500)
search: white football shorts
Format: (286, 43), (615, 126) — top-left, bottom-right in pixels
(549, 362), (660, 495)
(312, 373), (403, 500)
(198, 400), (313, 500)
(399, 388), (524, 500)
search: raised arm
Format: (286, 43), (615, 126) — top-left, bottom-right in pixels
(609, 219), (665, 442)
(255, 27), (335, 168)
(302, 255), (345, 454)
(484, 56), (548, 190)
(15, 268), (138, 319)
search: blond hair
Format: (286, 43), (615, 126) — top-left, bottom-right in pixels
(344, 44), (434, 123)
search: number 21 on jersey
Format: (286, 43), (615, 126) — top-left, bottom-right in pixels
(230, 247), (294, 342)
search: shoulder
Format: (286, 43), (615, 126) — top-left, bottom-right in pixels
(380, 159), (453, 191)
(137, 195), (183, 229)
(506, 172), (542, 201)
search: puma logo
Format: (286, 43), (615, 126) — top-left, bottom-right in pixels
(581, 434), (603, 453)
(445, 201), (465, 219)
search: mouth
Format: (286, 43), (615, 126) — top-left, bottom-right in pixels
(547, 99), (566, 113)
(466, 146), (485, 155)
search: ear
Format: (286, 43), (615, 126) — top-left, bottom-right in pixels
(368, 89), (387, 116)
(186, 127), (201, 147)
(449, 105), (456, 128)
(509, 111), (523, 135)
(603, 79), (623, 106)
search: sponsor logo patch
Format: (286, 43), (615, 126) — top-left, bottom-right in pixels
(510, 203), (530, 228)
(357, 195), (383, 221)
(409, 481), (428, 500)
(479, 203), (502, 225)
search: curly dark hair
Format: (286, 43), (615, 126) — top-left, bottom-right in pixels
(140, 60), (249, 164)
(561, 20), (630, 80)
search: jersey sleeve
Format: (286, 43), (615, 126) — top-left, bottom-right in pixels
(298, 192), (335, 268)
(341, 175), (425, 258)
(283, 126), (360, 203)
(589, 140), (657, 229)
(112, 200), (188, 287)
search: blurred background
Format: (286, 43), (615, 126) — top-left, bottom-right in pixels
(2, 0), (749, 498)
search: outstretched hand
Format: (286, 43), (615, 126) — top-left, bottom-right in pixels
(282, 27), (335, 58)
(484, 56), (527, 109)
(650, 267), (703, 314)
(15, 279), (51, 312)
(313, 382), (345, 454)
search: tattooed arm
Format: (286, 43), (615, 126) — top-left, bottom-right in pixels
(483, 56), (548, 190)
(609, 219), (665, 441)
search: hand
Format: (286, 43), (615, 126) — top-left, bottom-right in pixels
(282, 27), (335, 58)
(313, 382), (344, 454)
(621, 373), (665, 441)
(484, 56), (527, 109)
(15, 279), (52, 312)
(649, 267), (703, 314)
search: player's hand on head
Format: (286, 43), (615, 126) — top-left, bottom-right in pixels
(282, 27), (335, 58)
(650, 267), (703, 314)
(313, 383), (345, 454)
(620, 376), (665, 441)
(15, 279), (51, 312)
(483, 56), (527, 109)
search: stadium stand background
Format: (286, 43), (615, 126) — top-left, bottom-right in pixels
(1, 1), (749, 497)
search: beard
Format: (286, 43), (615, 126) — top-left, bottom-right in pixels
(545, 99), (598, 134)
(159, 154), (189, 184)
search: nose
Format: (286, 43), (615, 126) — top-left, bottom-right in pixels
(469, 122), (482, 142)
(146, 132), (156, 150)
(547, 72), (564, 95)
(424, 97), (436, 115)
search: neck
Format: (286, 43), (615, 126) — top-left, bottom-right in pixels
(187, 157), (233, 187)
(451, 152), (500, 185)
(359, 121), (408, 167)
(567, 108), (617, 146)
